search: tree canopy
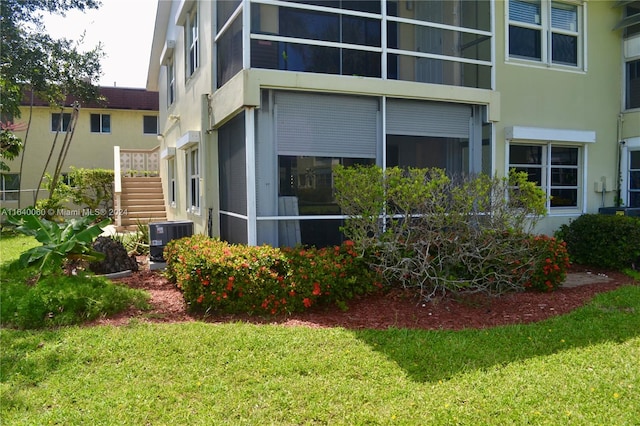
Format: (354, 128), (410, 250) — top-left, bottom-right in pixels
(0, 0), (104, 171)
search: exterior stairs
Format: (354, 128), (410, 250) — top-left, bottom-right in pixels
(117, 176), (166, 231)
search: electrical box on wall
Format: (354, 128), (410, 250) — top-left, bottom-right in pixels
(594, 177), (614, 193)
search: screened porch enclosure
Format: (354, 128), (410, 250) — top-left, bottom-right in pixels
(218, 0), (493, 89)
(217, 90), (490, 247)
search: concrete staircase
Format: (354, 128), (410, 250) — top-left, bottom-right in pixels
(118, 176), (166, 231)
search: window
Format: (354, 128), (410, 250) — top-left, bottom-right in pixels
(509, 144), (580, 209)
(168, 158), (176, 207)
(187, 148), (200, 212)
(629, 151), (640, 208)
(624, 2), (640, 39)
(627, 59), (640, 110)
(90, 114), (111, 133)
(167, 58), (176, 105)
(508, 0), (581, 68)
(186, 8), (199, 77)
(51, 113), (71, 132)
(143, 116), (158, 135)
(0, 173), (19, 201)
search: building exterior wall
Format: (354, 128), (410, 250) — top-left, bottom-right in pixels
(495, 0), (625, 234)
(2, 94), (159, 210)
(155, 0), (216, 236)
(147, 0), (637, 245)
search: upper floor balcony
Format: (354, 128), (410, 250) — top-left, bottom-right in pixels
(216, 0), (493, 91)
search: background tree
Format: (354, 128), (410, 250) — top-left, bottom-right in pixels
(0, 0), (104, 205)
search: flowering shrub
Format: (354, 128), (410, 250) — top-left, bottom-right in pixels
(163, 235), (380, 315)
(522, 235), (571, 292)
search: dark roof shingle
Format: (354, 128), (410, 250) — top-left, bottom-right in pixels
(23, 86), (159, 111)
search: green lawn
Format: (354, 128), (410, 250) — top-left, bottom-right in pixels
(1, 234), (639, 424)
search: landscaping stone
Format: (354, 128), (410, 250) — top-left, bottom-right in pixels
(90, 236), (139, 274)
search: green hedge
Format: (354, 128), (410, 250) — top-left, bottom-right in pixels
(556, 214), (640, 269)
(163, 235), (381, 315)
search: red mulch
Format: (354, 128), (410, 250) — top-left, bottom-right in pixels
(91, 263), (638, 330)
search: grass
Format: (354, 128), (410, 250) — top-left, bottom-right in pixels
(1, 232), (639, 424)
(1, 287), (639, 424)
(0, 233), (150, 329)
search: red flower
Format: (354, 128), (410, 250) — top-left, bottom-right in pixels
(344, 240), (354, 247)
(303, 298), (313, 308)
(312, 282), (322, 296)
(197, 295), (204, 304)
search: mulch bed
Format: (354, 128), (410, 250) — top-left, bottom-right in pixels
(89, 263), (638, 331)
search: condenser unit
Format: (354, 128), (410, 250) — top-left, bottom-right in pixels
(598, 207), (640, 217)
(149, 220), (194, 262)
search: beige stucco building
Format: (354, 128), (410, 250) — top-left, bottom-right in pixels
(147, 0), (640, 246)
(1, 87), (159, 210)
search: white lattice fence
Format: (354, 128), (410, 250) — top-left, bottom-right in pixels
(120, 148), (159, 177)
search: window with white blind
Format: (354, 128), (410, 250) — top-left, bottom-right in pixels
(508, 0), (582, 69)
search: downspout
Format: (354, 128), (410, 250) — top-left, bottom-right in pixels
(616, 113), (624, 207)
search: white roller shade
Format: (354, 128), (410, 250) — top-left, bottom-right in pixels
(386, 99), (471, 138)
(275, 91), (378, 158)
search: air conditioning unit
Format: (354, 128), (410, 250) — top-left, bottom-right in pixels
(598, 207), (640, 217)
(149, 220), (194, 262)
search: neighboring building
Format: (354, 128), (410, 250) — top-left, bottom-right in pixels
(1, 87), (160, 210)
(146, 0), (640, 247)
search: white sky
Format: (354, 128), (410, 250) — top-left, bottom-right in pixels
(42, 0), (158, 89)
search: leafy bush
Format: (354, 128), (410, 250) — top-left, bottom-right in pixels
(66, 167), (114, 217)
(0, 272), (150, 329)
(35, 168), (114, 220)
(6, 213), (109, 279)
(556, 214), (640, 270)
(35, 173), (72, 220)
(164, 235), (380, 315)
(334, 166), (553, 299)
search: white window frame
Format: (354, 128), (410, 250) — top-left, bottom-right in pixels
(620, 137), (640, 208)
(90, 113), (111, 134)
(505, 126), (594, 214)
(168, 157), (176, 208)
(624, 34), (640, 111)
(186, 7), (199, 78)
(186, 147), (200, 214)
(143, 115), (159, 135)
(506, 0), (585, 71)
(508, 142), (583, 213)
(51, 112), (71, 132)
(167, 57), (176, 106)
(0, 173), (19, 202)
